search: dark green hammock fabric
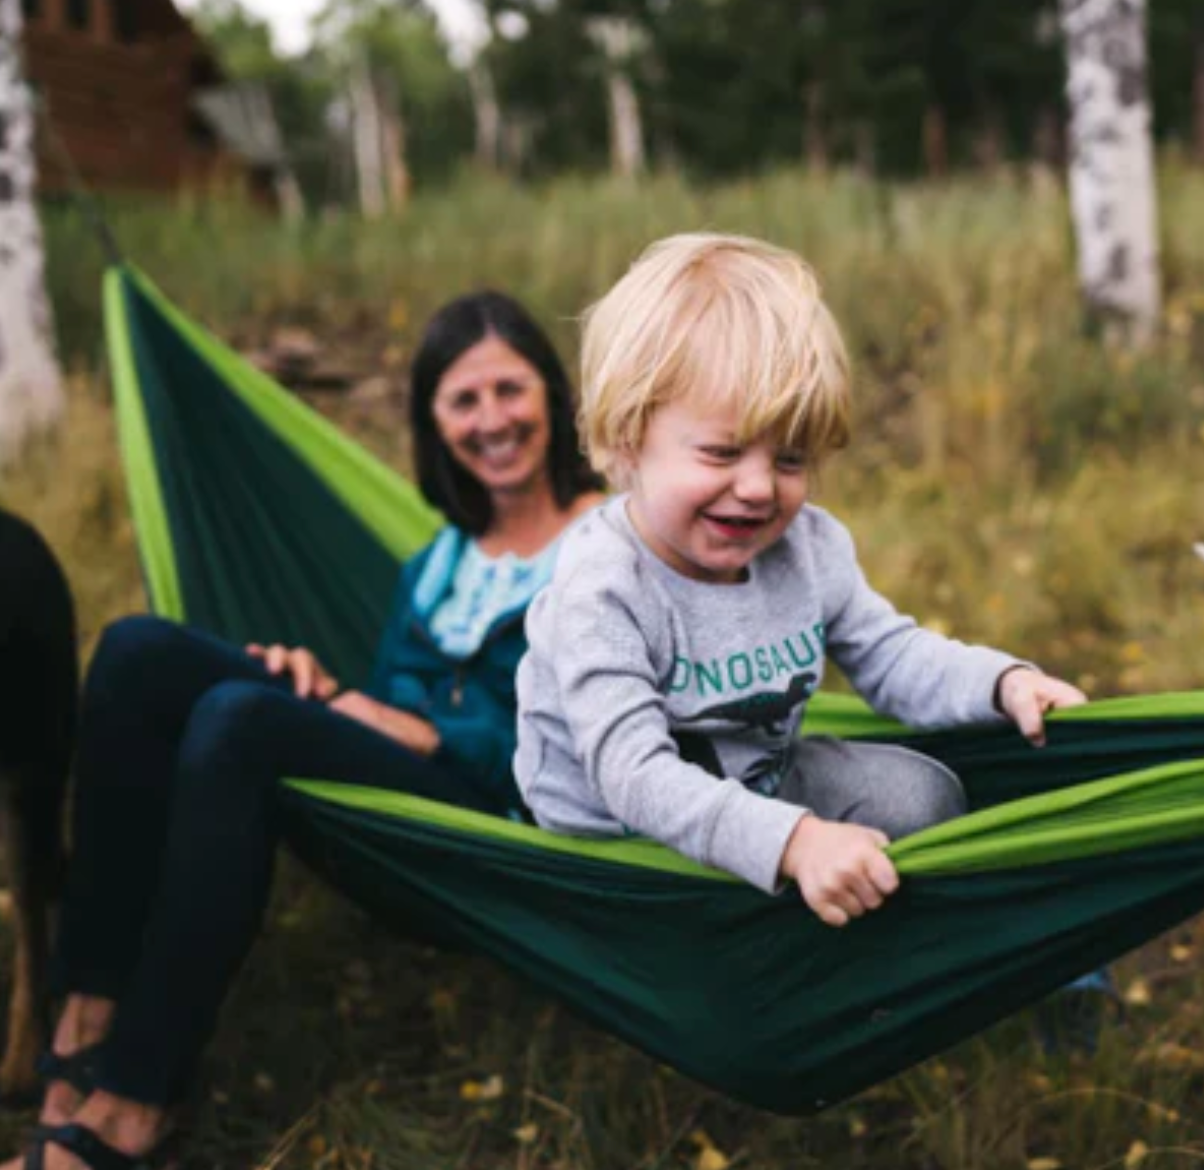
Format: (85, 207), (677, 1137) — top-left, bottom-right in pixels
(104, 264), (1204, 1115)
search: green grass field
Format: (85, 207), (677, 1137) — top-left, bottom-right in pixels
(2, 164), (1204, 1167)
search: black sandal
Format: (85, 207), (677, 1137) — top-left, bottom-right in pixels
(22, 1122), (176, 1170)
(35, 1045), (101, 1098)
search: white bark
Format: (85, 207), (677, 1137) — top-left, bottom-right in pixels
(606, 71), (645, 179)
(587, 17), (647, 180)
(1059, 0), (1160, 347)
(376, 74), (410, 213)
(0, 0), (63, 466)
(468, 61), (501, 170)
(349, 60), (385, 219)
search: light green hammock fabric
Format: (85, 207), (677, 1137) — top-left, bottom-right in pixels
(105, 264), (1204, 1115)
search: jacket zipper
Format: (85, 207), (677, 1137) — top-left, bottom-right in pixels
(408, 605), (524, 712)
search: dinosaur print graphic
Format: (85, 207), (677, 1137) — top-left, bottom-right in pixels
(672, 671), (817, 790)
(677, 671), (817, 736)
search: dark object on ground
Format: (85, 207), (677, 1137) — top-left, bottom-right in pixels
(0, 509), (77, 1100)
(1037, 967), (1122, 1056)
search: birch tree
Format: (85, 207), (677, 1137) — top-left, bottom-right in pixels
(0, 0), (63, 466)
(1059, 0), (1160, 347)
(468, 60), (501, 171)
(586, 17), (647, 181)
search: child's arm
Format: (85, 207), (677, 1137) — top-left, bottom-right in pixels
(814, 511), (1073, 732)
(778, 815), (899, 927)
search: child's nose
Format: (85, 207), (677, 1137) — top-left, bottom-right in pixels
(734, 456), (775, 502)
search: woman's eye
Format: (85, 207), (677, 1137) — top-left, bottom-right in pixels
(496, 379), (527, 399)
(449, 392), (478, 413)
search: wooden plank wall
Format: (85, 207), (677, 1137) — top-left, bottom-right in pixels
(23, 0), (259, 199)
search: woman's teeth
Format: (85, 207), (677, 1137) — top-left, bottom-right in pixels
(479, 436), (520, 457)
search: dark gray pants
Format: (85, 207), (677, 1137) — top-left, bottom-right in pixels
(779, 736), (966, 840)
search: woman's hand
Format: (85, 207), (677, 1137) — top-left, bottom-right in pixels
(246, 643), (338, 700)
(996, 667), (1087, 747)
(329, 690), (441, 756)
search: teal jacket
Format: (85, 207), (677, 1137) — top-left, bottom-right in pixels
(367, 528), (533, 815)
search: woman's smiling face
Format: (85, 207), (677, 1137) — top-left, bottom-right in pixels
(431, 334), (553, 502)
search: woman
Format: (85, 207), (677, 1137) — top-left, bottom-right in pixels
(7, 292), (605, 1170)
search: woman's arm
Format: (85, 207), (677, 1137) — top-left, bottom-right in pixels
(328, 690), (441, 754)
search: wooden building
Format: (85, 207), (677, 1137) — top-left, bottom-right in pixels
(21, 0), (272, 200)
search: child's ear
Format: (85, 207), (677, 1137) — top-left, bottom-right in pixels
(608, 444), (637, 489)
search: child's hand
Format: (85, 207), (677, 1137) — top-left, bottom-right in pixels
(996, 667), (1087, 747)
(779, 815), (899, 927)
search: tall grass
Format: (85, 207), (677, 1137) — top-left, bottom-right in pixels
(2, 164), (1203, 1167)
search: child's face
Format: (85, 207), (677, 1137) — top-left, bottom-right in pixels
(623, 395), (809, 583)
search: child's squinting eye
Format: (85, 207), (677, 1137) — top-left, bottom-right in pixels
(699, 445), (742, 460)
(775, 451), (808, 472)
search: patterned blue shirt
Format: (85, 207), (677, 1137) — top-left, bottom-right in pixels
(430, 539), (558, 657)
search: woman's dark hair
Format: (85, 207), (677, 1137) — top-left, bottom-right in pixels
(409, 290), (604, 536)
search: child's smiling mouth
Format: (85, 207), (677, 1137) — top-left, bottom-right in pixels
(702, 513), (774, 539)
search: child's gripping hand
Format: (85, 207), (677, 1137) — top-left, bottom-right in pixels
(779, 815), (899, 927)
(996, 666), (1087, 747)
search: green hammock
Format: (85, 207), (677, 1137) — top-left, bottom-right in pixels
(105, 264), (1204, 1116)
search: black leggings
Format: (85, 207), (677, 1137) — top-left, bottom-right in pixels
(55, 614), (502, 1106)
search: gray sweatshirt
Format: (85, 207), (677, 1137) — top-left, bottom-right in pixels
(514, 497), (1020, 892)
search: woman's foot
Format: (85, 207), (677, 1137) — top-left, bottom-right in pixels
(1, 1090), (174, 1170)
(40, 996), (116, 1126)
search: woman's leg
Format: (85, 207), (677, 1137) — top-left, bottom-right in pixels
(10, 617), (288, 1168)
(780, 736), (966, 839)
(52, 616), (288, 1005)
(18, 649), (491, 1168)
(93, 678), (495, 1106)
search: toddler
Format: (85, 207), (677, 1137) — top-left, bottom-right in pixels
(515, 233), (1085, 925)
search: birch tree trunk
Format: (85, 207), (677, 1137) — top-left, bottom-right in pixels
(468, 61), (501, 171)
(0, 0), (63, 466)
(376, 74), (410, 213)
(1059, 0), (1160, 347)
(349, 60), (385, 220)
(587, 18), (647, 181)
(606, 70), (645, 180)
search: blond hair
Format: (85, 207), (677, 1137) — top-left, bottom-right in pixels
(580, 233), (850, 484)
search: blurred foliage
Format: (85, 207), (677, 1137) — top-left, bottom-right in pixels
(190, 0), (472, 202)
(183, 0), (1204, 189)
